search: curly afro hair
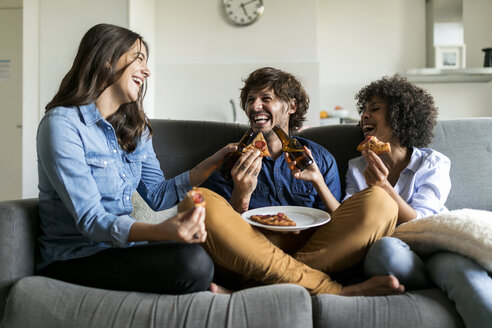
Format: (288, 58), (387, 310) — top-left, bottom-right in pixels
(240, 67), (309, 132)
(355, 74), (438, 148)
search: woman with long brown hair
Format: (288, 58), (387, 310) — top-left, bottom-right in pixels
(36, 23), (233, 294)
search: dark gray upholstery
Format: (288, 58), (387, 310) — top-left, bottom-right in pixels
(2, 118), (490, 327)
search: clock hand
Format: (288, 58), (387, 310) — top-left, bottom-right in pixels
(240, 3), (248, 16)
(243, 0), (256, 6)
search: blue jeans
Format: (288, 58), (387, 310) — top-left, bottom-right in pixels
(426, 252), (492, 328)
(363, 237), (431, 290)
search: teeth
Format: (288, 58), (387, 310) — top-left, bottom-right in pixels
(132, 77), (142, 86)
(253, 114), (269, 123)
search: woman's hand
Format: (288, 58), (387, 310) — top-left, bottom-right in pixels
(189, 143), (238, 186)
(286, 146), (340, 213)
(285, 147), (323, 185)
(156, 206), (207, 243)
(230, 150), (262, 212)
(128, 206), (207, 243)
(362, 150), (390, 188)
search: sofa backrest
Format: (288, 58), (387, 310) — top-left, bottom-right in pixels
(150, 118), (492, 211)
(429, 118), (492, 211)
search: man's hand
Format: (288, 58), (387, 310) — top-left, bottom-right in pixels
(230, 149), (262, 212)
(362, 150), (391, 188)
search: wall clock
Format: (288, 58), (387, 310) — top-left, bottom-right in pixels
(223, 0), (264, 26)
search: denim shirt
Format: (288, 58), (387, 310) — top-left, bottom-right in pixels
(203, 137), (341, 211)
(36, 104), (192, 270)
(344, 147), (451, 219)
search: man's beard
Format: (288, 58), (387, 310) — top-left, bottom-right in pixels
(262, 129), (274, 138)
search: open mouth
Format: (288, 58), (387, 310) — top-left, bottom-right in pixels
(132, 76), (143, 87)
(252, 114), (271, 127)
(361, 124), (375, 136)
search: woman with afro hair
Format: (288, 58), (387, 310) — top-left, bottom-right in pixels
(346, 74), (451, 290)
(348, 75), (491, 328)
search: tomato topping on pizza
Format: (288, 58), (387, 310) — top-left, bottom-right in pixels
(249, 212), (296, 227)
(243, 132), (270, 157)
(187, 187), (206, 207)
(357, 136), (391, 154)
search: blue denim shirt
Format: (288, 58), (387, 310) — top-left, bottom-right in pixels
(203, 137), (341, 211)
(36, 104), (192, 270)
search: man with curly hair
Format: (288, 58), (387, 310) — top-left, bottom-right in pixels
(200, 67), (403, 296)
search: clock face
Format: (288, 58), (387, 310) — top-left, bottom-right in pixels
(223, 0), (264, 26)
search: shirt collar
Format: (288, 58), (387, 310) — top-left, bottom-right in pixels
(79, 103), (104, 126)
(405, 147), (422, 173)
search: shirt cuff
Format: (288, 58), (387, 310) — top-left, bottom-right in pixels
(174, 171), (193, 200)
(110, 214), (136, 247)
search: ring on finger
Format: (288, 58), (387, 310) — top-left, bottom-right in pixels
(193, 233), (199, 239)
(240, 165), (246, 171)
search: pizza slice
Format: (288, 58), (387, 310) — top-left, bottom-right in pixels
(187, 187), (206, 207)
(357, 136), (391, 154)
(249, 212), (296, 227)
(243, 132), (271, 157)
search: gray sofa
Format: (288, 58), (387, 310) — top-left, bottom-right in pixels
(1, 117), (491, 328)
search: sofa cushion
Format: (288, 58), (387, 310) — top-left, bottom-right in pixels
(312, 289), (464, 328)
(0, 276), (313, 328)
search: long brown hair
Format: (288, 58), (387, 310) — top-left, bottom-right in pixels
(46, 23), (152, 152)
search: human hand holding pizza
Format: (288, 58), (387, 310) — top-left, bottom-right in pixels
(155, 206), (207, 243)
(230, 149), (262, 213)
(362, 150), (391, 189)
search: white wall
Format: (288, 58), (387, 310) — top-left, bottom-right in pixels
(13, 0), (492, 199)
(317, 0), (426, 120)
(153, 0), (319, 126)
(416, 0), (492, 119)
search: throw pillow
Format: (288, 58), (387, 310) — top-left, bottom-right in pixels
(130, 192), (177, 224)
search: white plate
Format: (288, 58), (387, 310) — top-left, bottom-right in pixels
(241, 206), (331, 231)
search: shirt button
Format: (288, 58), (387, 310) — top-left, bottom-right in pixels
(121, 174), (126, 178)
(103, 161), (108, 165)
(113, 149), (117, 153)
(275, 169), (279, 172)
(126, 196), (130, 200)
(107, 127), (110, 130)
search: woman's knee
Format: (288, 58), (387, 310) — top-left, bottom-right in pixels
(173, 244), (214, 291)
(364, 237), (408, 274)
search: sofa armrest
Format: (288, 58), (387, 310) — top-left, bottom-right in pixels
(0, 199), (39, 319)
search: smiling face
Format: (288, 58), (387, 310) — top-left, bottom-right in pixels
(245, 87), (296, 137)
(110, 40), (150, 106)
(360, 96), (394, 143)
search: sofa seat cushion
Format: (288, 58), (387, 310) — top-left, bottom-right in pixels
(312, 289), (464, 328)
(0, 276), (312, 328)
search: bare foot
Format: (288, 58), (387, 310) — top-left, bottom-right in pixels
(209, 283), (233, 294)
(339, 275), (405, 296)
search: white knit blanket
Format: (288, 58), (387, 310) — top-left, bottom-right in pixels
(393, 209), (492, 271)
